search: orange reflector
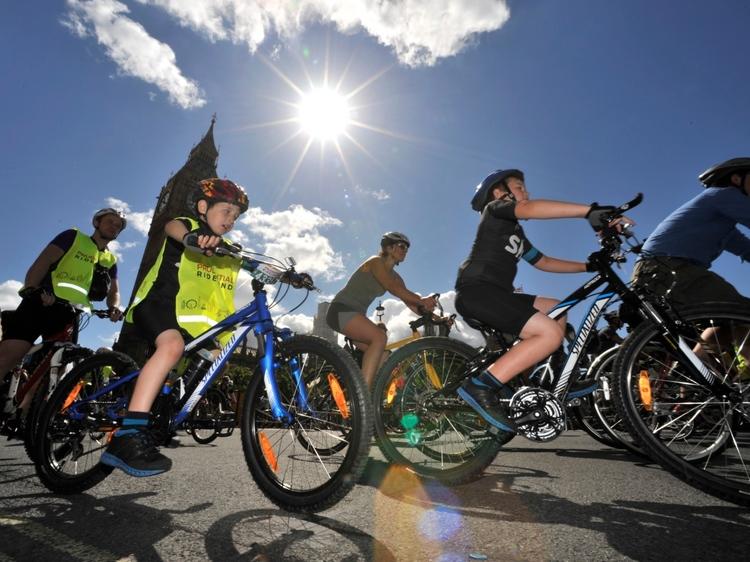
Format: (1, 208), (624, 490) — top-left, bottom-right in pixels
(62, 381), (84, 411)
(328, 373), (350, 418)
(259, 431), (278, 472)
(386, 380), (398, 405)
(638, 370), (653, 412)
(423, 353), (443, 389)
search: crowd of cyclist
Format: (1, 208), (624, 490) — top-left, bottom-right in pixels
(1, 156), (748, 478)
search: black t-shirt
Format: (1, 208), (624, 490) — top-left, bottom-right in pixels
(456, 200), (543, 290)
(143, 218), (211, 303)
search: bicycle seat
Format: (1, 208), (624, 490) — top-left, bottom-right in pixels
(462, 316), (493, 332)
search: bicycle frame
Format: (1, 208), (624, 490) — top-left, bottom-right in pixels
(67, 281), (312, 431)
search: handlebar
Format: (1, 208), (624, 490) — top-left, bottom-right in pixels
(183, 234), (318, 291)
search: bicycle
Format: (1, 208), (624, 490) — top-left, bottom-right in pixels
(33, 245), (372, 513)
(371, 195), (653, 485)
(0, 305), (112, 460)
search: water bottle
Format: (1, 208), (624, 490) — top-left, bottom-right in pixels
(182, 349), (215, 395)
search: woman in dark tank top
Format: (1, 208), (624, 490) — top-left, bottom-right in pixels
(326, 232), (436, 386)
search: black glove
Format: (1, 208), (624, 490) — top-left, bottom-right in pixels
(586, 250), (606, 272)
(18, 286), (41, 300)
(586, 203), (617, 231)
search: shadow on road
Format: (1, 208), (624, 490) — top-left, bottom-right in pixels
(205, 508), (396, 561)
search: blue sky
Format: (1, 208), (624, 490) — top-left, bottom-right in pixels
(1, 0), (748, 349)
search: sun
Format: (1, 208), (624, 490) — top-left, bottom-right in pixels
(297, 88), (350, 142)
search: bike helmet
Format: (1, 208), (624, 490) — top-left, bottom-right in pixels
(698, 158), (750, 188)
(470, 169), (525, 212)
(193, 178), (249, 214)
(92, 208), (127, 232)
(381, 231), (410, 249)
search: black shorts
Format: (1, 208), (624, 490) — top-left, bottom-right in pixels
(1, 296), (77, 343)
(130, 296), (183, 344)
(456, 285), (538, 336)
(632, 258), (750, 309)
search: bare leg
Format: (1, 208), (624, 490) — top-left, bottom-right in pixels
(128, 329), (184, 413)
(486, 312), (565, 384)
(340, 315), (387, 387)
(0, 339), (32, 382)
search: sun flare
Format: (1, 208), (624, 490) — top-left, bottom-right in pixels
(297, 88), (350, 142)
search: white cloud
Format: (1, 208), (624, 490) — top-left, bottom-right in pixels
(136, 0), (511, 67)
(275, 312), (314, 335)
(374, 289), (485, 348)
(104, 197), (153, 236)
(0, 280), (23, 311)
(107, 240), (138, 261)
(63, 0), (206, 109)
(353, 185), (390, 201)
(240, 204), (345, 281)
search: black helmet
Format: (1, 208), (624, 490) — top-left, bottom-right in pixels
(470, 169), (525, 212)
(698, 158), (750, 188)
(92, 208), (127, 232)
(381, 231), (410, 248)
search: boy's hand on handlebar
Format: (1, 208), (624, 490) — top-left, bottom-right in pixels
(40, 290), (55, 307)
(183, 233), (223, 256)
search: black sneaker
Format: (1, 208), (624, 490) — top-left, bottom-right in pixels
(457, 379), (517, 433)
(101, 429), (172, 477)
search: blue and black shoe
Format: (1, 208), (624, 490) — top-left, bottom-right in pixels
(101, 429), (172, 477)
(457, 373), (517, 433)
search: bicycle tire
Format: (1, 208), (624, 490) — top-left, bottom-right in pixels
(613, 302), (750, 506)
(373, 337), (510, 485)
(570, 346), (639, 452)
(34, 351), (138, 494)
(189, 388), (225, 444)
(23, 346), (93, 462)
(240, 335), (371, 512)
(569, 351), (622, 450)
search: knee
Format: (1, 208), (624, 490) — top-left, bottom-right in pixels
(371, 329), (387, 350)
(158, 338), (184, 362)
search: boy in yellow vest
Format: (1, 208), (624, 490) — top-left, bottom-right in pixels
(0, 209), (126, 386)
(102, 178), (249, 477)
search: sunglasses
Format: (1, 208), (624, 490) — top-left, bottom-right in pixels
(395, 242), (410, 251)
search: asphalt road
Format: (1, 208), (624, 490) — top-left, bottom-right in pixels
(1, 430), (749, 561)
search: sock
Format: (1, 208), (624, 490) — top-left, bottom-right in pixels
(115, 411), (149, 436)
(472, 370), (514, 399)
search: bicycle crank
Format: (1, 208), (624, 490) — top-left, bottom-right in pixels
(510, 387), (565, 442)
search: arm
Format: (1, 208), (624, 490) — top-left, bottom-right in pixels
(23, 244), (65, 289)
(514, 199), (590, 220)
(368, 259), (435, 313)
(167, 218), (222, 254)
(106, 276), (123, 321)
(533, 255), (587, 273)
(724, 228), (750, 263)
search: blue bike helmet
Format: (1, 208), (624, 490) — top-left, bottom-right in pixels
(470, 169), (525, 212)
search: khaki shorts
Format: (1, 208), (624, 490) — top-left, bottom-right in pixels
(631, 257), (749, 309)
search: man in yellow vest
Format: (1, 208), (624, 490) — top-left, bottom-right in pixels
(0, 208), (126, 384)
(102, 178), (249, 477)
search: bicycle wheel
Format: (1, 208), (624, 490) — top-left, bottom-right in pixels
(189, 388), (225, 444)
(569, 355), (621, 449)
(240, 335), (371, 512)
(373, 337), (510, 485)
(34, 351), (139, 494)
(574, 346), (645, 455)
(614, 303), (750, 505)
(23, 346), (93, 462)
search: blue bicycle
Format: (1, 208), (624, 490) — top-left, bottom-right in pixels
(33, 246), (372, 512)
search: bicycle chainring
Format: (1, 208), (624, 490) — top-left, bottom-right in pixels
(510, 387), (566, 442)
